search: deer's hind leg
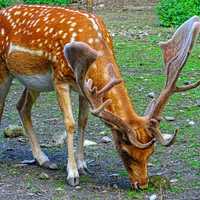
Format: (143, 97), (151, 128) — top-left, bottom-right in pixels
(77, 95), (90, 175)
(16, 88), (58, 169)
(0, 61), (12, 123)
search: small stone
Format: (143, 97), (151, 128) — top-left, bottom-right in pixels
(14, 163), (28, 167)
(148, 163), (155, 167)
(39, 172), (49, 180)
(4, 125), (24, 138)
(162, 134), (173, 141)
(100, 136), (112, 143)
(148, 92), (156, 98)
(55, 187), (64, 191)
(21, 159), (36, 165)
(165, 116), (175, 121)
(149, 194), (157, 200)
(188, 120), (195, 126)
(170, 178), (178, 183)
(84, 140), (97, 147)
(51, 131), (66, 146)
(196, 100), (200, 107)
(109, 173), (119, 177)
(112, 184), (118, 189)
(99, 4), (104, 8)
(75, 186), (81, 190)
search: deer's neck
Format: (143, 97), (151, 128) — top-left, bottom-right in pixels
(87, 57), (140, 125)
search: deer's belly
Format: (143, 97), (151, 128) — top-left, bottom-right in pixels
(15, 72), (54, 92)
(7, 44), (54, 91)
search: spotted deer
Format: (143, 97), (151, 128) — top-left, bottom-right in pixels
(0, 4), (199, 188)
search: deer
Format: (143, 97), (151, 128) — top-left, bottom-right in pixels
(0, 4), (199, 189)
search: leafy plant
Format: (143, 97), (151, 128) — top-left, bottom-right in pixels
(24, 0), (71, 6)
(0, 0), (71, 8)
(156, 0), (200, 27)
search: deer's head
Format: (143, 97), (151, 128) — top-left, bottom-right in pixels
(63, 16), (200, 189)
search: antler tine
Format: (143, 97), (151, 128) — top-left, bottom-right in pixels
(97, 64), (123, 97)
(174, 80), (200, 93)
(149, 119), (178, 146)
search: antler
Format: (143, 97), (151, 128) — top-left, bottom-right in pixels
(64, 41), (155, 149)
(146, 16), (200, 146)
(84, 64), (155, 148)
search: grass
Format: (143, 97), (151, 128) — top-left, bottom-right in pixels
(106, 8), (200, 199)
(0, 4), (199, 200)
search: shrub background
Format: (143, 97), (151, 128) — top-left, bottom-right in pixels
(0, 0), (72, 8)
(156, 0), (200, 27)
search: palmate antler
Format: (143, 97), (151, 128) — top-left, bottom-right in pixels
(64, 42), (155, 149)
(146, 16), (200, 146)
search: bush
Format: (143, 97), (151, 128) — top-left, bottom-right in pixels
(156, 0), (200, 27)
(24, 0), (71, 6)
(0, 0), (71, 8)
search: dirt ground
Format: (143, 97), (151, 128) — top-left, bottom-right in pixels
(0, 0), (199, 200)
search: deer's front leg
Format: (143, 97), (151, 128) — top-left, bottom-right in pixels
(17, 88), (58, 169)
(77, 95), (90, 175)
(55, 82), (79, 186)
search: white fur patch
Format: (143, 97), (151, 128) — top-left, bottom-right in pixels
(16, 72), (54, 92)
(8, 44), (44, 57)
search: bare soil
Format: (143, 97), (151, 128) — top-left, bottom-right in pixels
(0, 0), (199, 200)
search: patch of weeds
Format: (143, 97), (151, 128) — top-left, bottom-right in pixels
(118, 170), (128, 177)
(127, 185), (155, 199)
(80, 175), (92, 183)
(25, 176), (41, 194)
(127, 190), (144, 199)
(54, 179), (65, 190)
(170, 186), (184, 194)
(8, 167), (20, 176)
(149, 176), (171, 190)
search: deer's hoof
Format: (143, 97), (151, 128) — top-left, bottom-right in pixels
(41, 161), (58, 170)
(78, 166), (93, 175)
(67, 176), (79, 186)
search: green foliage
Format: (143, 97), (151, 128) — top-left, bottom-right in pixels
(156, 0), (200, 27)
(24, 0), (71, 6)
(0, 0), (71, 8)
(0, 0), (18, 7)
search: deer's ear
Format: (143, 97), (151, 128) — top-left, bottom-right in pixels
(63, 41), (98, 72)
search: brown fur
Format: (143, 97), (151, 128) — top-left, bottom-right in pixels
(0, 4), (155, 188)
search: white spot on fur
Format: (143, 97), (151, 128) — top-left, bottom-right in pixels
(1, 29), (5, 35)
(36, 28), (41, 33)
(95, 38), (100, 43)
(49, 28), (54, 33)
(62, 33), (68, 39)
(70, 32), (77, 42)
(70, 22), (77, 27)
(78, 29), (83, 33)
(59, 30), (63, 35)
(60, 18), (65, 23)
(14, 11), (21, 16)
(88, 38), (94, 44)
